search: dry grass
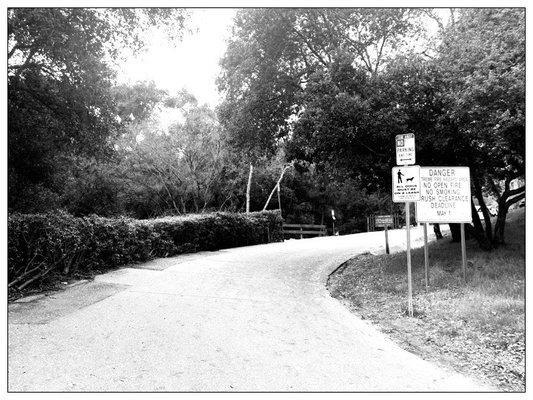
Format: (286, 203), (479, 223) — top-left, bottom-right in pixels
(327, 208), (525, 391)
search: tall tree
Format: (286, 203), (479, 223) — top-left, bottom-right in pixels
(436, 8), (525, 247)
(218, 8), (423, 157)
(288, 9), (525, 248)
(8, 8), (187, 212)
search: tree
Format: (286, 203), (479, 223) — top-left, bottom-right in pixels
(112, 81), (169, 122)
(8, 8), (188, 212)
(287, 55), (392, 191)
(218, 8), (424, 157)
(168, 105), (225, 212)
(112, 100), (226, 216)
(263, 9), (525, 247)
(435, 9), (525, 247)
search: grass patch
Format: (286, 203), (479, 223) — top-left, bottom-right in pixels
(327, 208), (525, 392)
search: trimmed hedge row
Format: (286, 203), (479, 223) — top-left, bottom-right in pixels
(8, 210), (283, 290)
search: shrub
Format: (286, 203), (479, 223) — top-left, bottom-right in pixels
(8, 210), (283, 291)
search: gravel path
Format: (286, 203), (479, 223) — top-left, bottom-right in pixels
(9, 227), (491, 391)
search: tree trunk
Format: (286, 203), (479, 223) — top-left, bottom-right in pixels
(246, 164), (253, 213)
(472, 176), (493, 244)
(449, 223), (470, 242)
(277, 183), (282, 217)
(433, 224), (443, 239)
(449, 223), (461, 242)
(468, 198), (492, 250)
(492, 201), (509, 246)
(263, 164), (291, 211)
(493, 182), (525, 246)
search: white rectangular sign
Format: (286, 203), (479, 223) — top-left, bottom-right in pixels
(392, 165), (420, 202)
(416, 167), (472, 223)
(396, 133), (415, 165)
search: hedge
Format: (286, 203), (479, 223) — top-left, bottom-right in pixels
(8, 210), (283, 291)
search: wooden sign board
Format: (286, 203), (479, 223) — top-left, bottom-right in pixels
(416, 166), (472, 223)
(375, 215), (393, 227)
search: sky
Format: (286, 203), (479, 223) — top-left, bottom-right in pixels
(116, 9), (237, 109)
(115, 8), (451, 114)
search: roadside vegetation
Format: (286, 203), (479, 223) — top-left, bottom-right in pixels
(327, 208), (525, 391)
(8, 210), (283, 300)
(9, 9), (524, 245)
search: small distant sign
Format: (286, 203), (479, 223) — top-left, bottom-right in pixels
(375, 215), (393, 228)
(331, 209), (336, 220)
(396, 133), (415, 166)
(416, 167), (472, 223)
(392, 165), (420, 202)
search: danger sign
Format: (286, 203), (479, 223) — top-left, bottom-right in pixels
(416, 167), (472, 223)
(392, 165), (420, 202)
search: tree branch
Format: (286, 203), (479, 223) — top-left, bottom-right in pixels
(505, 191), (525, 207)
(13, 47), (38, 77)
(374, 31), (389, 75)
(507, 185), (525, 197)
(487, 176), (502, 200)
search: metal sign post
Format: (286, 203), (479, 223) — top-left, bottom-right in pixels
(461, 223), (467, 281)
(392, 165), (419, 317)
(393, 133), (418, 318)
(423, 223), (429, 290)
(405, 202), (413, 317)
(384, 226), (390, 255)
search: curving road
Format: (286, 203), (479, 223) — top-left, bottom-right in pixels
(9, 227), (490, 391)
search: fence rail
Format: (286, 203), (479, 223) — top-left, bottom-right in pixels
(282, 223), (327, 239)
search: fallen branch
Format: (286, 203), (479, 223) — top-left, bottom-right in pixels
(8, 262), (45, 288)
(17, 264), (57, 291)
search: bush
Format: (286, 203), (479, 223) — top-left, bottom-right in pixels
(8, 210), (283, 291)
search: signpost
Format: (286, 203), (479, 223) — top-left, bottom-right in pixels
(392, 166), (421, 202)
(396, 133), (416, 166)
(375, 215), (394, 254)
(393, 134), (418, 317)
(390, 133), (472, 315)
(416, 166), (472, 282)
(423, 223), (429, 290)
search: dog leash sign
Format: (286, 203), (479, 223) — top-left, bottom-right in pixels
(392, 165), (421, 202)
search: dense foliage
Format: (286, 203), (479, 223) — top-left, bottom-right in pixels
(8, 8), (525, 251)
(8, 210), (283, 291)
(218, 8), (525, 248)
(8, 8), (187, 212)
